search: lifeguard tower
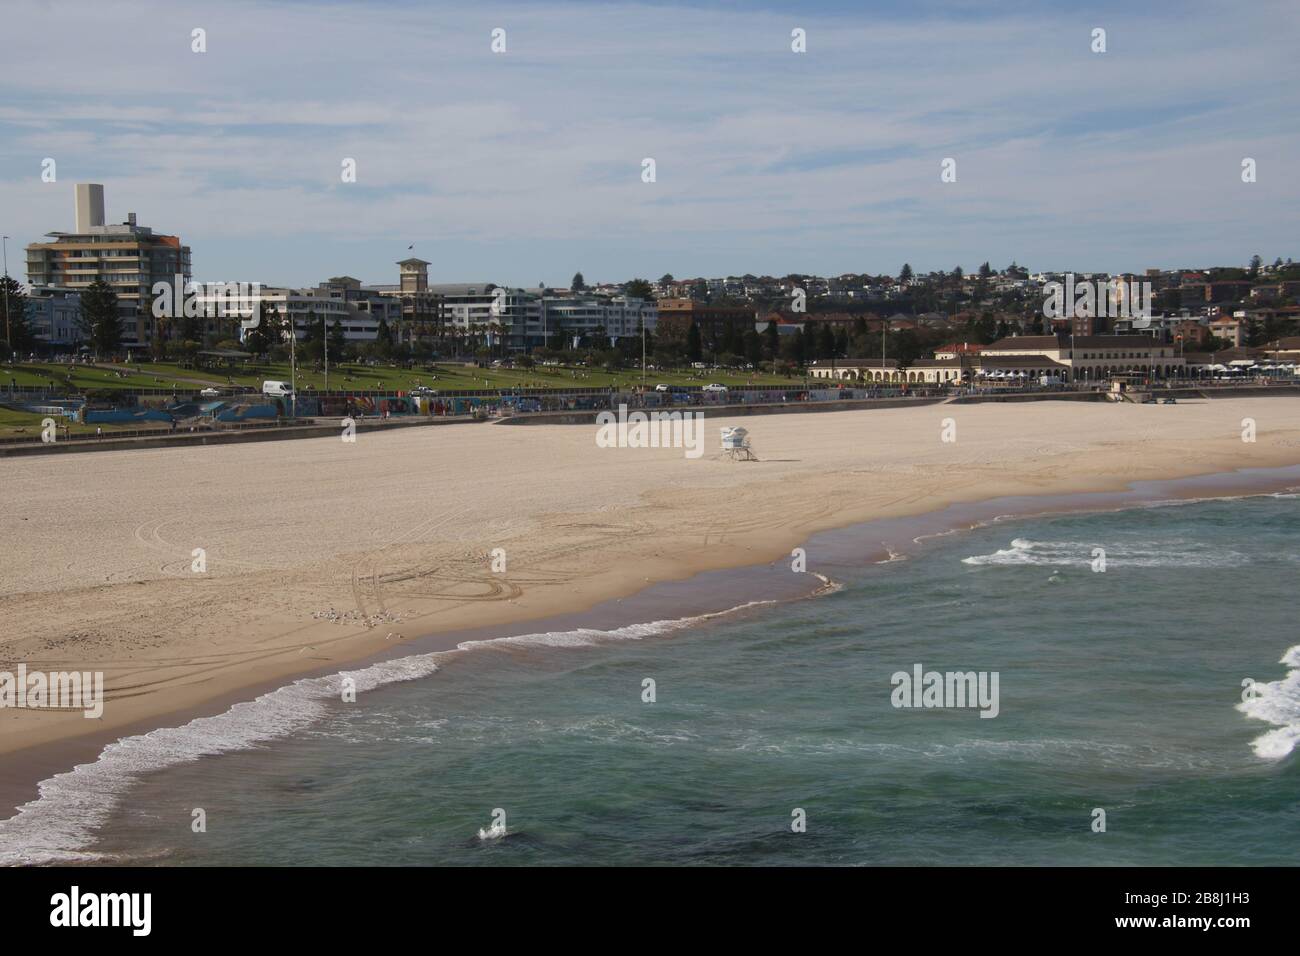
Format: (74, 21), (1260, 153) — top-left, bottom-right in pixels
(720, 426), (755, 461)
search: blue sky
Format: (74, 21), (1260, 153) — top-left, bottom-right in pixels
(1, 0), (1296, 288)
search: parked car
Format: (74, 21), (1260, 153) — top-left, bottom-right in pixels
(199, 387), (221, 398)
(702, 383), (728, 393)
(262, 380), (294, 397)
(655, 383), (671, 392)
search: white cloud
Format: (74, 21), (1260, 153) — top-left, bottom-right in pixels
(1, 0), (1296, 284)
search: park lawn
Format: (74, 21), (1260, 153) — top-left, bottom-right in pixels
(1, 362), (212, 391)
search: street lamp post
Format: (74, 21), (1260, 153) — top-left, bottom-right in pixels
(290, 310), (297, 419)
(881, 316), (889, 388)
(2, 236), (10, 361)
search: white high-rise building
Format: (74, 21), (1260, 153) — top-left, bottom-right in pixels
(26, 184), (191, 350)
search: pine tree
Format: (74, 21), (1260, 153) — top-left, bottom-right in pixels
(328, 318), (348, 362)
(851, 315), (868, 349)
(623, 278), (654, 301)
(243, 305), (275, 356)
(686, 322), (702, 362)
(79, 279), (122, 356)
(1, 274), (34, 356)
(763, 319), (780, 360)
(179, 309), (204, 348)
(375, 317), (394, 358)
(302, 310), (325, 361)
(720, 321), (740, 356)
(818, 323), (836, 359)
(781, 330), (804, 366)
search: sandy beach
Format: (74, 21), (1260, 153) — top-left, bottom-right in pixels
(3, 397), (1300, 797)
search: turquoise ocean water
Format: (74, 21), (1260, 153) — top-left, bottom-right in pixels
(4, 493), (1298, 866)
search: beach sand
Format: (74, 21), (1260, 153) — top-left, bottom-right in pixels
(2, 397), (1299, 793)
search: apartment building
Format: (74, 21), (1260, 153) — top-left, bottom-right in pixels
(542, 294), (656, 344)
(25, 287), (83, 348)
(304, 276), (404, 340)
(25, 184), (191, 350)
(656, 298), (753, 342)
(421, 283), (540, 352)
(1208, 316), (1246, 347)
(194, 279), (404, 345)
(1171, 319), (1210, 347)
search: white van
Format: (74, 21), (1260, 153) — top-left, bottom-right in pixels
(262, 380), (294, 397)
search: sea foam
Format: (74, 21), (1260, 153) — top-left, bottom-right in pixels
(961, 537), (1247, 569)
(1238, 645), (1300, 760)
(0, 599), (781, 866)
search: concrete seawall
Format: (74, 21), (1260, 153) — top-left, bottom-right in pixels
(1200, 386), (1299, 398)
(947, 391), (1111, 405)
(496, 396), (946, 426)
(951, 385), (1300, 405)
(0, 415), (480, 457)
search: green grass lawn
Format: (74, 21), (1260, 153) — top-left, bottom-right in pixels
(0, 406), (164, 438)
(0, 362), (208, 391)
(3, 360), (799, 394)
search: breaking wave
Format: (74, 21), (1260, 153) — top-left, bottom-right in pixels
(1238, 645), (1300, 760)
(961, 537), (1248, 569)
